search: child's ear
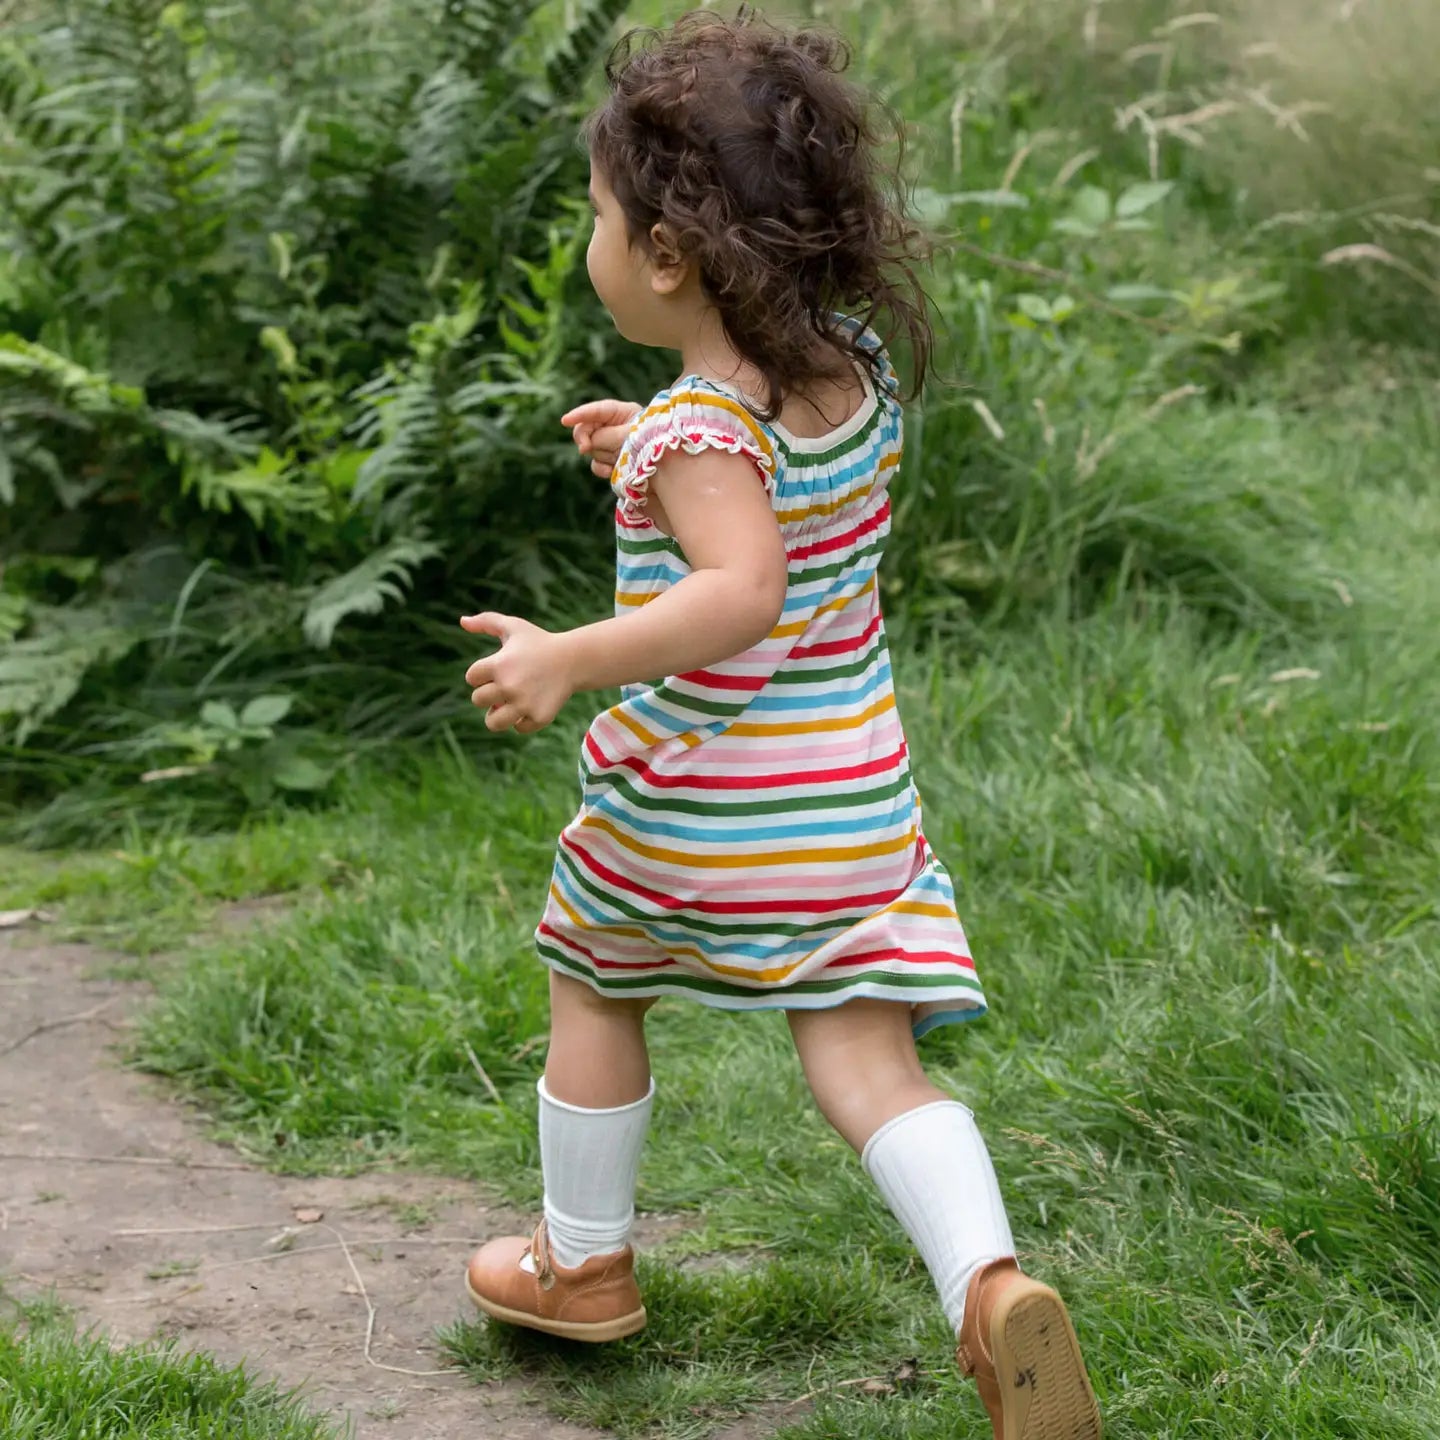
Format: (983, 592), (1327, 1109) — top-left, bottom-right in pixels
(648, 223), (690, 294)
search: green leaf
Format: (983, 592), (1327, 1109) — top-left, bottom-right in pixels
(1016, 294), (1053, 322)
(320, 449), (370, 495)
(269, 752), (334, 792)
(200, 700), (240, 731)
(1116, 181), (1176, 219)
(260, 326), (299, 376)
(302, 536), (442, 648)
(269, 232), (294, 282)
(0, 593), (28, 643)
(240, 695), (293, 729)
(544, 0), (626, 100)
(184, 447), (326, 528)
(1069, 186), (1112, 228)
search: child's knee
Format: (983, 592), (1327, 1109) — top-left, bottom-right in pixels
(549, 971), (657, 1022)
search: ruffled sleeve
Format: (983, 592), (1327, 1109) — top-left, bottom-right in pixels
(612, 383), (777, 524)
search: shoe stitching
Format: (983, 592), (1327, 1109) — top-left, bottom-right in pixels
(554, 1258), (638, 1319)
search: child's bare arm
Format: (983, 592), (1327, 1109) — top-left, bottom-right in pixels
(462, 449), (786, 733)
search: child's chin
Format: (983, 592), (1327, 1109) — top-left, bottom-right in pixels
(611, 315), (666, 350)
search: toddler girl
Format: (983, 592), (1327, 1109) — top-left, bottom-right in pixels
(461, 11), (1101, 1437)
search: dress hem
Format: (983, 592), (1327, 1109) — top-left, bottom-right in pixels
(537, 945), (987, 1040)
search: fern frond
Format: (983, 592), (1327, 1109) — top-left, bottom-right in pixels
(301, 535), (441, 648)
(544, 0), (627, 103)
(0, 605), (144, 744)
(0, 335), (145, 416)
(393, 63), (483, 192)
(64, 0), (197, 133)
(441, 0), (543, 81)
(182, 445), (330, 529)
(152, 408), (262, 465)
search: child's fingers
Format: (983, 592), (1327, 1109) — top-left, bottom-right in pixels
(591, 458), (614, 478)
(469, 681), (503, 709)
(561, 399), (621, 427)
(592, 422), (630, 454)
(561, 399), (641, 431)
(485, 702), (524, 733)
(460, 611), (512, 639)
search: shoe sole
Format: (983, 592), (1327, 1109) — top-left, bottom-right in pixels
(990, 1280), (1102, 1440)
(465, 1275), (647, 1343)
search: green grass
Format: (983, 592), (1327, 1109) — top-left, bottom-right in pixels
(0, 1296), (338, 1440)
(5, 354), (1436, 1437)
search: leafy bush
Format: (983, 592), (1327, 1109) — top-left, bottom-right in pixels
(0, 0), (650, 811)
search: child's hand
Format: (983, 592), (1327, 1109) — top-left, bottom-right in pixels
(561, 398), (642, 478)
(461, 612), (575, 734)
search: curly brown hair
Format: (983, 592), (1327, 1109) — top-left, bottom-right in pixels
(583, 6), (934, 421)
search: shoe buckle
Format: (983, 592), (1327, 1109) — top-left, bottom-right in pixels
(532, 1220), (556, 1290)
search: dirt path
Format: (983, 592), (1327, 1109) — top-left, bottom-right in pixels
(0, 921), (675, 1439)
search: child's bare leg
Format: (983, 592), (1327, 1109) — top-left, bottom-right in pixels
(788, 998), (1013, 1328)
(533, 973), (657, 1266)
(788, 999), (1100, 1438)
(545, 970), (656, 1107)
(786, 996), (949, 1151)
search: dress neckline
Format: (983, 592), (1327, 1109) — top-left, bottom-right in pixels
(693, 362), (880, 453)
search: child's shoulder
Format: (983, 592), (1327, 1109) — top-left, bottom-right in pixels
(630, 376), (775, 450)
(619, 379), (778, 495)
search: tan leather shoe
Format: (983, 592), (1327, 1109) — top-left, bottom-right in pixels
(957, 1257), (1101, 1440)
(465, 1219), (647, 1343)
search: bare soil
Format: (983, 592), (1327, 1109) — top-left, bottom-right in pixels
(0, 919), (683, 1440)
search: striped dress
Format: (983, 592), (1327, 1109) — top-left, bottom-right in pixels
(536, 334), (985, 1037)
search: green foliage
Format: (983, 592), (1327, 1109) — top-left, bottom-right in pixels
(2, 0), (1436, 831)
(0, 604), (143, 744)
(301, 537), (442, 648)
(0, 0), (637, 802)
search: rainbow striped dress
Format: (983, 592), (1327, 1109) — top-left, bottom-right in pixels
(536, 337), (986, 1037)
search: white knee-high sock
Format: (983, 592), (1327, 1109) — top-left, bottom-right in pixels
(862, 1099), (1016, 1332)
(537, 1076), (654, 1269)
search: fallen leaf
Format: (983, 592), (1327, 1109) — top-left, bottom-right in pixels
(0, 909), (52, 929)
(893, 1358), (921, 1387)
(293, 1206), (324, 1224)
(859, 1379), (895, 1397)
